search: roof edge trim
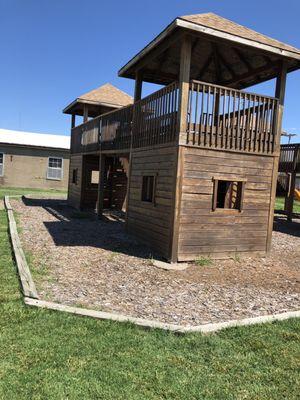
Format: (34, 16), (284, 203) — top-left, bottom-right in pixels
(176, 18), (300, 60)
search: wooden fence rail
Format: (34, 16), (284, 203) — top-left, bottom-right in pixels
(71, 80), (279, 155)
(186, 80), (279, 154)
(279, 143), (300, 173)
(132, 81), (179, 148)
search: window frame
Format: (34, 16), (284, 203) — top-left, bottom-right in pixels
(212, 177), (246, 213)
(0, 152), (4, 177)
(141, 173), (157, 205)
(47, 156), (63, 181)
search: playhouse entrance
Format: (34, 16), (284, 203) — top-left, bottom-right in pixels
(102, 155), (129, 212)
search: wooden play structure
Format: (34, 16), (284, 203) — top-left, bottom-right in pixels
(278, 143), (300, 220)
(65, 13), (300, 262)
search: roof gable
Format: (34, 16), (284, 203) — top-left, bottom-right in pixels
(78, 83), (133, 107)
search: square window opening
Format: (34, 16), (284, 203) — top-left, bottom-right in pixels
(213, 179), (244, 211)
(91, 170), (99, 185)
(72, 168), (78, 184)
(141, 175), (155, 203)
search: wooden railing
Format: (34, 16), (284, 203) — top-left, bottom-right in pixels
(100, 105), (133, 150)
(132, 82), (179, 147)
(279, 143), (300, 172)
(185, 80), (279, 154)
(71, 118), (100, 154)
(71, 80), (279, 155)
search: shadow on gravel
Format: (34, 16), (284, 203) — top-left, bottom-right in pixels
(273, 214), (300, 238)
(21, 196), (160, 260)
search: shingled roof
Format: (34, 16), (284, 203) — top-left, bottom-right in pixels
(78, 83), (133, 107)
(119, 12), (300, 88)
(63, 83), (133, 117)
(179, 13), (300, 56)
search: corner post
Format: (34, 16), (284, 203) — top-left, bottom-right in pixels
(170, 35), (191, 263)
(83, 104), (89, 123)
(286, 149), (298, 221)
(97, 153), (105, 218)
(267, 61), (287, 251)
(134, 70), (143, 102)
(71, 114), (76, 129)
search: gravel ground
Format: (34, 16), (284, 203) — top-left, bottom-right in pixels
(11, 196), (300, 326)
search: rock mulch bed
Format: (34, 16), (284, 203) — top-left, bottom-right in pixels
(11, 196), (300, 326)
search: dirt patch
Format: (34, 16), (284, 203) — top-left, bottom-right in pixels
(11, 196), (300, 326)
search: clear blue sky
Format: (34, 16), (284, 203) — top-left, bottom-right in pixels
(0, 0), (299, 143)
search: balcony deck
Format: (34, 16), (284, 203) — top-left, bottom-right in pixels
(278, 143), (300, 173)
(71, 80), (279, 157)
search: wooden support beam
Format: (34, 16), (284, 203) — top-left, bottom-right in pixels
(71, 114), (76, 129)
(267, 61), (287, 251)
(177, 35), (192, 135)
(83, 104), (89, 123)
(285, 171), (296, 221)
(97, 153), (105, 218)
(134, 70), (143, 102)
(222, 61), (278, 87)
(195, 51), (213, 81)
(214, 44), (236, 81)
(170, 35), (191, 263)
(233, 48), (252, 72)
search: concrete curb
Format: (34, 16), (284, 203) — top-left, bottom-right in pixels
(5, 195), (300, 334)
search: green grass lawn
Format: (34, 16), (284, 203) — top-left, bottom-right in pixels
(275, 196), (300, 213)
(0, 206), (300, 399)
(0, 186), (67, 200)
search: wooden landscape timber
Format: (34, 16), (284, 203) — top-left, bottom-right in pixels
(4, 196), (38, 299)
(4, 194), (300, 334)
(64, 12), (300, 262)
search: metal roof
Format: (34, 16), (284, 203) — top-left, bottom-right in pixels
(0, 129), (70, 150)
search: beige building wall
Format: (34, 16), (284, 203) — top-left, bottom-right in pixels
(0, 144), (69, 190)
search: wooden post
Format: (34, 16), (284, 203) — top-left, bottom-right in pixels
(83, 104), (89, 123)
(97, 153), (105, 218)
(71, 114), (76, 129)
(177, 35), (192, 140)
(134, 70), (143, 102)
(286, 171), (296, 221)
(170, 35), (191, 263)
(266, 61), (287, 251)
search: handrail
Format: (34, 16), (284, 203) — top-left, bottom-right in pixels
(71, 79), (279, 155)
(186, 81), (279, 154)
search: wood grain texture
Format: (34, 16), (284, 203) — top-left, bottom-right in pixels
(177, 147), (273, 260)
(127, 145), (177, 259)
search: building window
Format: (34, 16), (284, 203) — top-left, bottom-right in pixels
(0, 153), (4, 177)
(141, 175), (155, 203)
(72, 168), (78, 184)
(47, 157), (63, 180)
(212, 179), (245, 211)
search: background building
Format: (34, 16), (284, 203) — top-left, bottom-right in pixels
(0, 129), (70, 190)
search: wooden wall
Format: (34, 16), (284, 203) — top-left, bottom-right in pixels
(177, 147), (274, 261)
(68, 154), (83, 209)
(127, 145), (177, 259)
(81, 155), (100, 210)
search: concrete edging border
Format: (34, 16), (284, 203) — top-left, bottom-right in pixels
(5, 195), (300, 334)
